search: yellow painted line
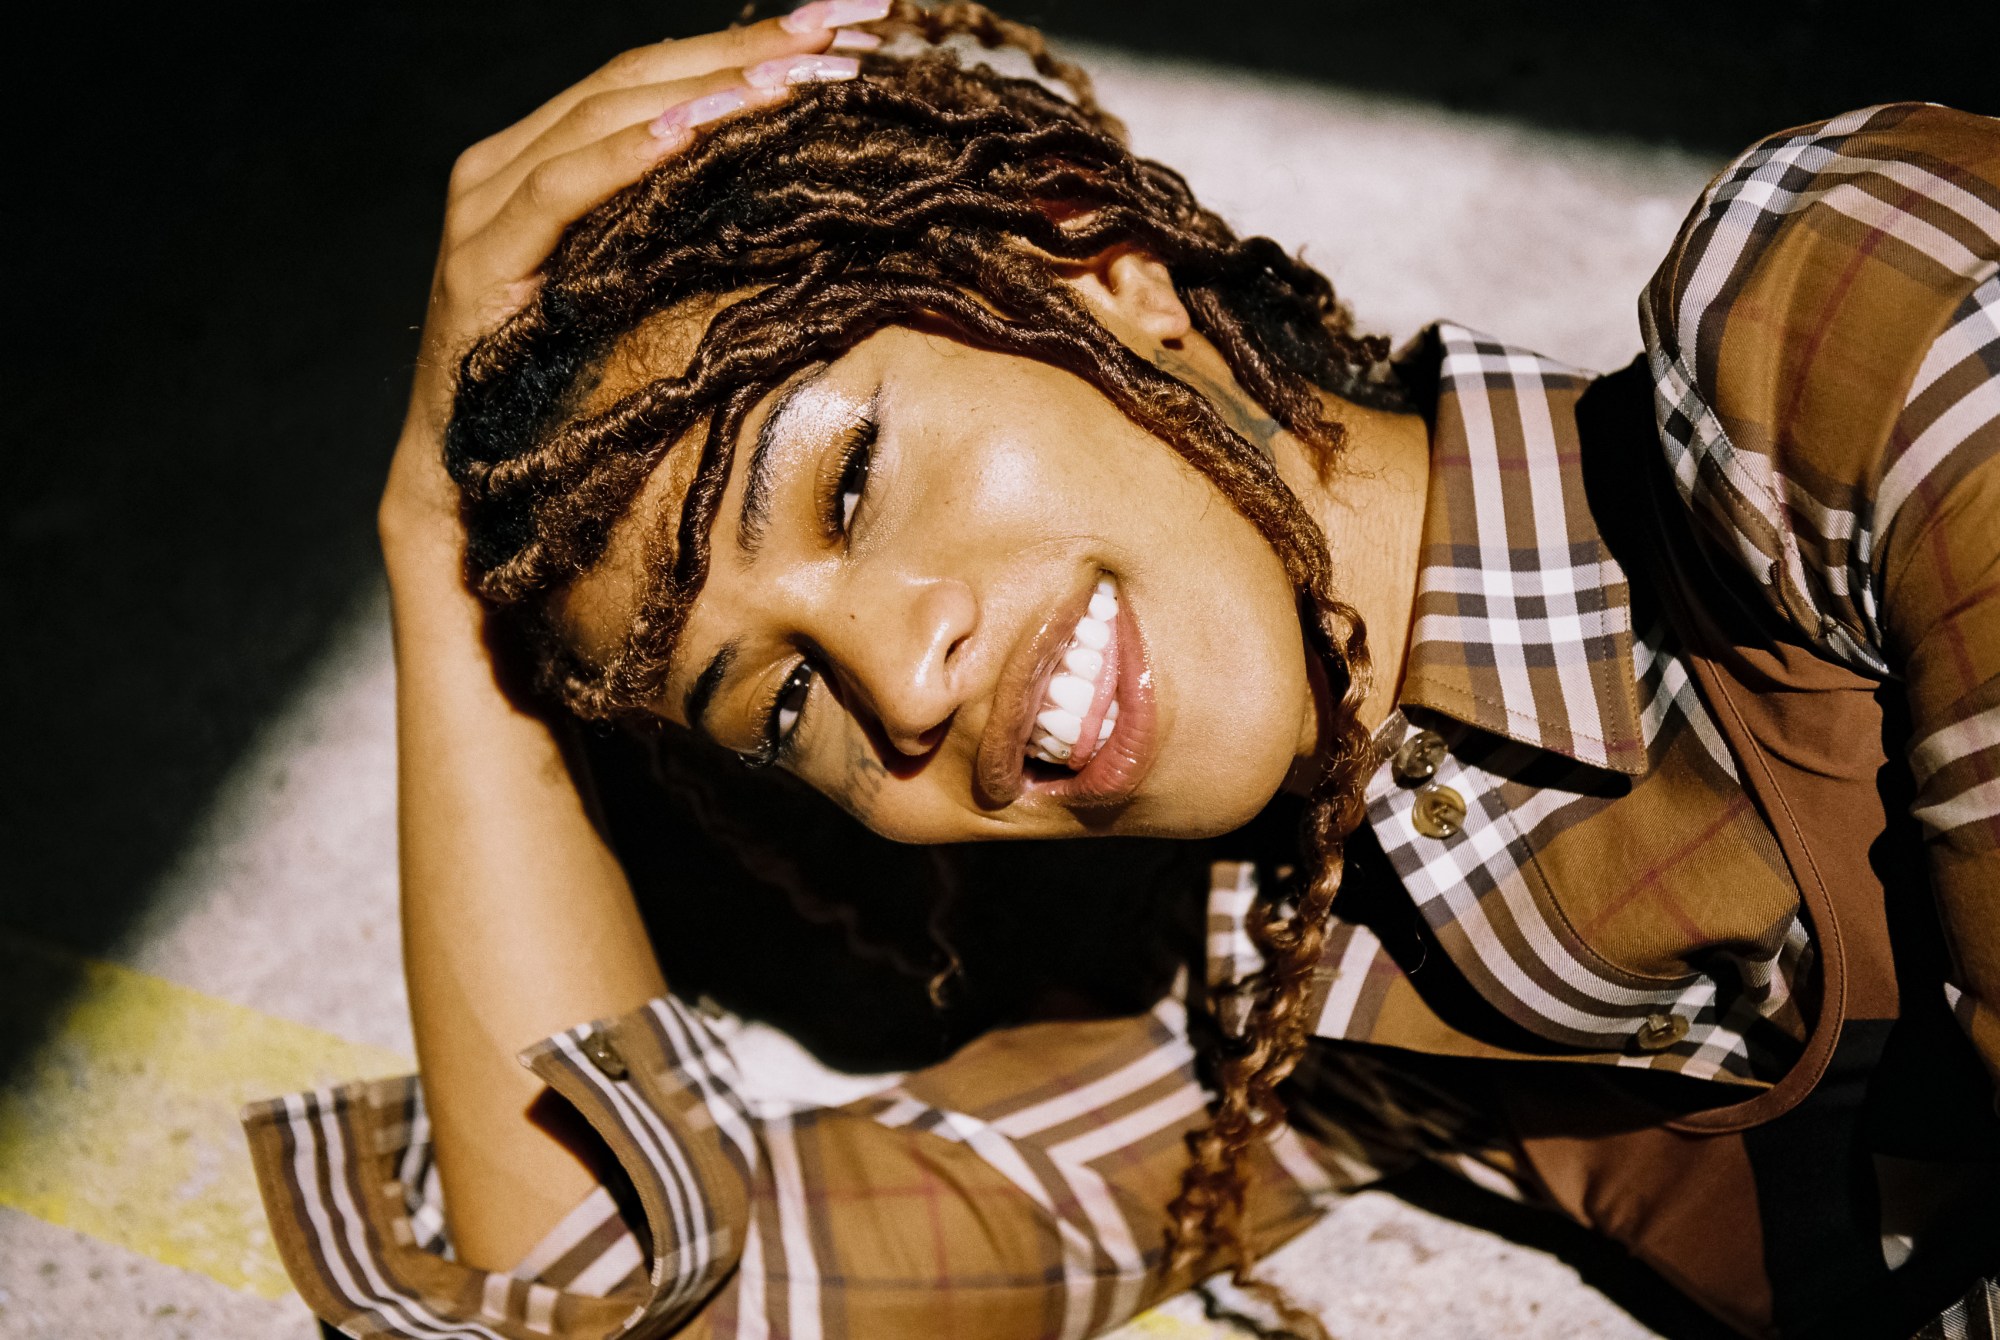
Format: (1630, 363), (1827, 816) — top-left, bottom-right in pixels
(1114, 1310), (1233, 1339)
(0, 931), (410, 1299)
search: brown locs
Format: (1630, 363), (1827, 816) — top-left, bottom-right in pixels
(447, 3), (1395, 1328)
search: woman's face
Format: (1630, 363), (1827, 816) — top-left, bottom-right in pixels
(569, 318), (1322, 844)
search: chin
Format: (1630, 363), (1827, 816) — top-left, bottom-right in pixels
(1123, 769), (1292, 840)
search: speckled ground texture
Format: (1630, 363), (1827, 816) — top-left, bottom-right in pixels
(0, 41), (1725, 1340)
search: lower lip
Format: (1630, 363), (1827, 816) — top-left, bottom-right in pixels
(1030, 595), (1158, 808)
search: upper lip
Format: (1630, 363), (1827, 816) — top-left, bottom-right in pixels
(973, 571), (1099, 809)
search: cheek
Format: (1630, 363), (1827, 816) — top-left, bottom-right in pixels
(1132, 481), (1310, 828)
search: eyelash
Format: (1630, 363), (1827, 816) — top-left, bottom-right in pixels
(824, 417), (877, 540)
(746, 416), (877, 769)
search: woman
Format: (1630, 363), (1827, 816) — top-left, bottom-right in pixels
(243, 4), (2000, 1337)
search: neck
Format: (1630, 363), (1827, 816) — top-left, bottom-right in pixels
(1145, 334), (1430, 791)
(1295, 392), (1431, 724)
(1272, 391), (1431, 794)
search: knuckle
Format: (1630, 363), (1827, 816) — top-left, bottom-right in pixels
(567, 91), (619, 137)
(520, 162), (564, 209)
(602, 45), (660, 84)
(449, 139), (498, 192)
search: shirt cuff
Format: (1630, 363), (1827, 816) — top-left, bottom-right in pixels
(241, 996), (753, 1339)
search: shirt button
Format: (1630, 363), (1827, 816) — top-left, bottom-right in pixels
(1634, 1013), (1690, 1052)
(1391, 729), (1449, 785)
(1411, 784), (1465, 839)
(580, 1030), (629, 1081)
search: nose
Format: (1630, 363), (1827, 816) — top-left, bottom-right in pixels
(824, 575), (978, 756)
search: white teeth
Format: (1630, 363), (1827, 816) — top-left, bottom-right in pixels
(1026, 576), (1125, 771)
(1046, 673), (1094, 715)
(1038, 708), (1081, 745)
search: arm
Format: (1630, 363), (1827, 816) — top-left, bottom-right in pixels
(512, 994), (1342, 1338)
(1639, 102), (2000, 1099)
(375, 15), (857, 1270)
(245, 985), (1344, 1337)
(1877, 274), (2000, 1104)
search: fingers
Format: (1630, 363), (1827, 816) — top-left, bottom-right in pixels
(450, 52), (861, 248)
(447, 92), (753, 312)
(432, 1), (891, 347)
(452, 68), (745, 242)
(454, 4), (888, 197)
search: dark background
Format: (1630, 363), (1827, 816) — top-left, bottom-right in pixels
(7, 4), (1988, 1329)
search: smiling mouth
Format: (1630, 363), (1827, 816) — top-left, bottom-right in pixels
(974, 570), (1159, 813)
(1026, 577), (1121, 771)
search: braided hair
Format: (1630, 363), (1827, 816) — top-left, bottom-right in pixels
(447, 2), (1397, 1322)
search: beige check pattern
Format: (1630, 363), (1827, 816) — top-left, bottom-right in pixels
(243, 104), (2000, 1340)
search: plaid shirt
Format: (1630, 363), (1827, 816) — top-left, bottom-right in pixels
(245, 104), (2000, 1340)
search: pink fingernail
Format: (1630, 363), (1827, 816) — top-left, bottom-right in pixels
(827, 28), (883, 52)
(781, 0), (891, 34)
(650, 88), (749, 136)
(744, 53), (861, 88)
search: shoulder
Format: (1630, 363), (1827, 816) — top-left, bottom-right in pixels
(1639, 104), (2000, 667)
(1647, 103), (2000, 352)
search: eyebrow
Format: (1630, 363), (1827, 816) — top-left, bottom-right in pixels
(683, 639), (738, 743)
(737, 364), (832, 559)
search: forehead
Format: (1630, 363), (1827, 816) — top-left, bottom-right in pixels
(560, 324), (980, 725)
(555, 307), (879, 706)
(549, 297), (743, 676)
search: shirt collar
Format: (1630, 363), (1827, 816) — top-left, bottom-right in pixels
(1392, 323), (1649, 776)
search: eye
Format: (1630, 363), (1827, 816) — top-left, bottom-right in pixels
(828, 419), (877, 538)
(774, 661), (812, 738)
(748, 661), (816, 768)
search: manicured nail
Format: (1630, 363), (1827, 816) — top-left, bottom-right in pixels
(641, 122), (689, 158)
(781, 0), (891, 35)
(650, 88), (749, 137)
(744, 53), (860, 88)
(827, 28), (883, 52)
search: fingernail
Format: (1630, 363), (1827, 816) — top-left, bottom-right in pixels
(781, 0), (891, 34)
(641, 121), (689, 158)
(827, 28), (883, 52)
(650, 87), (748, 136)
(744, 53), (861, 88)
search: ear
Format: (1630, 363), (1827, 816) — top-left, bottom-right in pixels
(1062, 248), (1193, 352)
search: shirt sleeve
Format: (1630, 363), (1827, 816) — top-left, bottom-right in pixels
(1638, 102), (2000, 1099)
(242, 992), (1346, 1340)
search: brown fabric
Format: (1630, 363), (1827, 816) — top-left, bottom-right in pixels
(1641, 102), (2000, 1103)
(1317, 328), (1815, 1088)
(1502, 1069), (1775, 1338)
(242, 103), (2000, 1340)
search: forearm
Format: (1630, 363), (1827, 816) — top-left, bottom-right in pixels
(384, 450), (665, 1272)
(364, 9), (855, 1274)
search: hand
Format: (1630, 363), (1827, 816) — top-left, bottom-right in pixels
(380, 2), (886, 556)
(378, 5), (890, 1270)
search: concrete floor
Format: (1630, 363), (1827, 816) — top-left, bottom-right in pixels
(0, 42), (1724, 1340)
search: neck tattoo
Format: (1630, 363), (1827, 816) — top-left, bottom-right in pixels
(1151, 349), (1281, 460)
